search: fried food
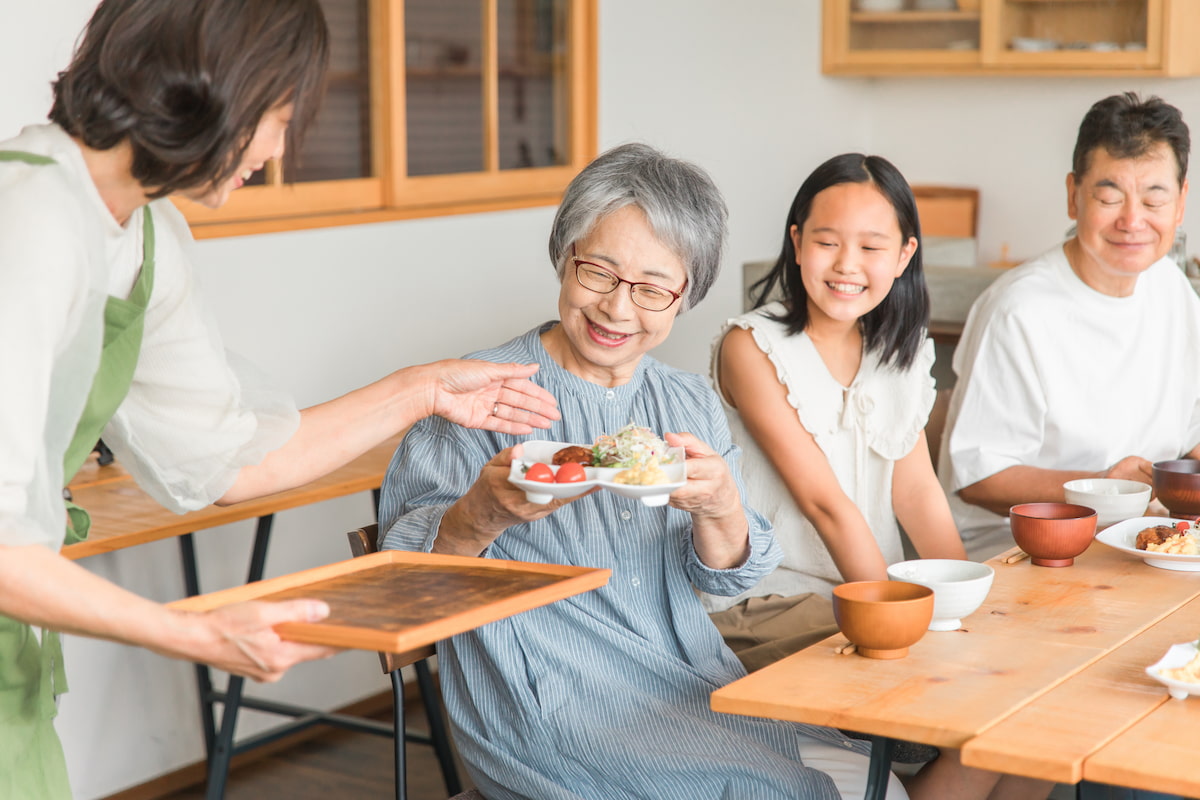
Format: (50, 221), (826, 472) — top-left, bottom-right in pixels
(552, 445), (594, 466)
(1136, 525), (1179, 550)
(1136, 525), (1199, 555)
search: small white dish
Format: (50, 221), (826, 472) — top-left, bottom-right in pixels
(1010, 37), (1057, 52)
(509, 440), (685, 507)
(854, 0), (904, 11)
(1063, 478), (1151, 528)
(886, 559), (994, 631)
(1094, 516), (1200, 571)
(1146, 641), (1200, 700)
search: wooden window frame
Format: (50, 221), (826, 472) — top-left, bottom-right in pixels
(177, 0), (597, 240)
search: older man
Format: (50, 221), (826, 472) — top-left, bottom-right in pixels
(940, 92), (1200, 561)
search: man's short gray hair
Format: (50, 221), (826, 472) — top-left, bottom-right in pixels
(548, 143), (728, 312)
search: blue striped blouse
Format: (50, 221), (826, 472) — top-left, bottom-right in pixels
(379, 323), (868, 800)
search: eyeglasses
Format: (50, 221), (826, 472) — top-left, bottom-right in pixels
(571, 257), (686, 312)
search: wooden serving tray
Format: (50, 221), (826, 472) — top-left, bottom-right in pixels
(169, 550), (611, 653)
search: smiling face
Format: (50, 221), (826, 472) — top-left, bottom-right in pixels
(1066, 142), (1188, 297)
(542, 205), (688, 387)
(180, 103), (294, 209)
(791, 181), (917, 333)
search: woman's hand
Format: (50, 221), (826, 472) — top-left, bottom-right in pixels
(434, 444), (595, 556)
(665, 432), (749, 569)
(171, 599), (339, 682)
(427, 360), (561, 435)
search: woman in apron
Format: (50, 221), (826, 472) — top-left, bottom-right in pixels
(0, 1), (558, 797)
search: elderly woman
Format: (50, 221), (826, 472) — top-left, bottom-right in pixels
(380, 144), (940, 799)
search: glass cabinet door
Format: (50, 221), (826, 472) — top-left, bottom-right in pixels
(834, 0), (983, 68)
(985, 0), (1156, 68)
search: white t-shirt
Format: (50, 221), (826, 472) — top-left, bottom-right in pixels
(0, 124), (299, 551)
(701, 304), (936, 611)
(939, 244), (1200, 550)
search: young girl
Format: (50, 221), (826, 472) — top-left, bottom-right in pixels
(703, 153), (968, 673)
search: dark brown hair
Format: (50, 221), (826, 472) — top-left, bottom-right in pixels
(49, 0), (329, 198)
(750, 153), (928, 370)
(1073, 92), (1190, 185)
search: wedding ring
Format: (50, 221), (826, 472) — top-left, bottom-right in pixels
(493, 403), (499, 416)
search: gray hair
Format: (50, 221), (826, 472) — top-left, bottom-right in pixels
(548, 142), (728, 312)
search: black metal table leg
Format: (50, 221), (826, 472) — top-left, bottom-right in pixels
(180, 533), (217, 759)
(391, 670), (407, 800)
(185, 514), (274, 800)
(864, 735), (894, 800)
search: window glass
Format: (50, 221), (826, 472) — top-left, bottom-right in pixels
(405, 0), (485, 176)
(292, 0), (373, 182)
(497, 0), (569, 170)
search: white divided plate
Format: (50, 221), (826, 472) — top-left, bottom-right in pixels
(1146, 641), (1200, 700)
(508, 440), (686, 507)
(1094, 516), (1200, 571)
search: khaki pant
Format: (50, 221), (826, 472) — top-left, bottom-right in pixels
(708, 593), (839, 674)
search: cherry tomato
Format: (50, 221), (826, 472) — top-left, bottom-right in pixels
(524, 462), (554, 483)
(1177, 520), (1192, 533)
(554, 462), (588, 484)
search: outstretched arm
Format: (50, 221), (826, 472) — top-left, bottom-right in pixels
(0, 542), (336, 682)
(958, 456), (1152, 516)
(220, 360), (560, 504)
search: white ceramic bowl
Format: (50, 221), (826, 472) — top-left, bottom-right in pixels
(1062, 478), (1152, 528)
(885, 559), (994, 631)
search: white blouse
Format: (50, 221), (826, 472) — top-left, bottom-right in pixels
(0, 124), (298, 551)
(701, 303), (936, 611)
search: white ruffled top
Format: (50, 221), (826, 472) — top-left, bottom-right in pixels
(701, 302), (936, 611)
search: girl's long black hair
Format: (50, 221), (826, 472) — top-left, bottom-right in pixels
(749, 153), (929, 370)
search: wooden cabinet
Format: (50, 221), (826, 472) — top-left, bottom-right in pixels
(823, 0), (1200, 76)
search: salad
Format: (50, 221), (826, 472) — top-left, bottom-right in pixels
(592, 423), (676, 468)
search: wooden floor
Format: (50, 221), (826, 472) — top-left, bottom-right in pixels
(159, 698), (475, 800)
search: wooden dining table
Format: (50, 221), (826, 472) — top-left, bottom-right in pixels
(709, 540), (1200, 799)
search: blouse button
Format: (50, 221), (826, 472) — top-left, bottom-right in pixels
(630, 577), (641, 587)
(620, 510), (632, 521)
(606, 390), (615, 400)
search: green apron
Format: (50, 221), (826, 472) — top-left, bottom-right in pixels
(0, 149), (156, 799)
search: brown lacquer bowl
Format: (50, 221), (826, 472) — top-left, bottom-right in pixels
(1009, 502), (1097, 567)
(1152, 460), (1200, 520)
(832, 580), (934, 659)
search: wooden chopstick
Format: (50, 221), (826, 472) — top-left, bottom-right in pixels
(834, 641), (858, 656)
(997, 546), (1030, 565)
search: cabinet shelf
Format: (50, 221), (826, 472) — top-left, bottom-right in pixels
(826, 0), (1200, 76)
(850, 11), (980, 23)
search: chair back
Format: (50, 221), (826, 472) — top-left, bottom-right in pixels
(911, 185), (979, 239)
(346, 523), (436, 673)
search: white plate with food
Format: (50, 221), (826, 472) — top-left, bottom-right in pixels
(509, 429), (686, 507)
(1146, 641), (1200, 700)
(1094, 516), (1200, 571)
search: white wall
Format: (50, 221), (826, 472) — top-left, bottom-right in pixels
(4, 2), (1199, 797)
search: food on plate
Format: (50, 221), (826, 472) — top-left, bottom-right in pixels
(1136, 523), (1200, 555)
(1161, 648), (1200, 683)
(554, 462), (588, 484)
(523, 462), (555, 483)
(592, 423), (677, 468)
(552, 445), (594, 466)
(613, 459), (670, 486)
